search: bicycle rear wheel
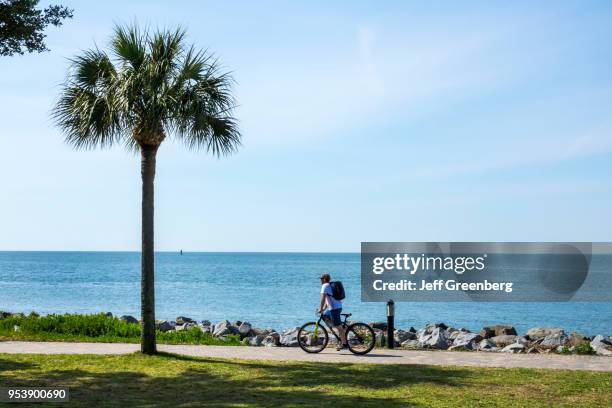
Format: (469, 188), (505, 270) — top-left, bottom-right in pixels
(298, 322), (329, 353)
(346, 323), (376, 355)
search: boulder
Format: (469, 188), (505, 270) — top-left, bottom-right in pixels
(238, 322), (252, 338)
(420, 327), (449, 349)
(262, 332), (281, 347)
(525, 327), (563, 341)
(280, 327), (300, 347)
(199, 325), (213, 334)
(104, 312), (113, 318)
(176, 316), (195, 325)
(201, 320), (212, 326)
(480, 325), (516, 339)
(478, 339), (496, 350)
(526, 347), (540, 354)
(120, 315), (138, 324)
(369, 321), (387, 331)
(158, 320), (175, 332)
(213, 320), (239, 337)
(0, 311), (12, 319)
(394, 329), (416, 344)
(451, 332), (483, 350)
(590, 335), (612, 356)
(401, 339), (420, 349)
(175, 322), (196, 331)
(233, 320), (242, 327)
(249, 335), (265, 346)
(501, 342), (525, 353)
(490, 335), (518, 347)
(568, 332), (589, 347)
(251, 327), (270, 336)
(425, 322), (448, 332)
(540, 331), (569, 349)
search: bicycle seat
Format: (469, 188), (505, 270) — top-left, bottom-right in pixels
(341, 313), (352, 317)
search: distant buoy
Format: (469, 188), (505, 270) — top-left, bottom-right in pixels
(180, 250), (183, 255)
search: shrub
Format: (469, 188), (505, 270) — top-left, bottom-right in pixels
(0, 313), (241, 345)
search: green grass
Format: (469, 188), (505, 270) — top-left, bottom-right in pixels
(0, 313), (241, 346)
(0, 353), (609, 407)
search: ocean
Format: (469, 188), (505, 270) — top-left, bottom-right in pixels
(0, 251), (610, 335)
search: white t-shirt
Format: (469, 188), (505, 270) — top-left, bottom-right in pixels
(321, 282), (343, 311)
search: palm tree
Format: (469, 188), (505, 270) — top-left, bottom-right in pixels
(52, 24), (241, 354)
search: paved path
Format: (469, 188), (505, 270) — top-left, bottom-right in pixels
(0, 341), (610, 371)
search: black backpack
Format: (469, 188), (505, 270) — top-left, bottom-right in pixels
(330, 281), (345, 300)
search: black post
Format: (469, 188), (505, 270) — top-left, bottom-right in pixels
(387, 299), (395, 349)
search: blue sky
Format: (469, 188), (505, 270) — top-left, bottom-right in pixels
(1, 0), (611, 251)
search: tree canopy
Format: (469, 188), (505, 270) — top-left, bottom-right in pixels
(0, 0), (72, 56)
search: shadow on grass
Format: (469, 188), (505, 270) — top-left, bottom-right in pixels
(0, 352), (471, 407)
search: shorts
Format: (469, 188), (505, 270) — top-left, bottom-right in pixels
(323, 308), (342, 326)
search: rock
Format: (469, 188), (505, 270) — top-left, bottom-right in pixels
(408, 327), (417, 333)
(375, 333), (386, 347)
(526, 347), (540, 354)
(590, 335), (612, 356)
(213, 320), (239, 337)
(104, 312), (113, 317)
(280, 327), (300, 347)
(478, 339), (496, 350)
(369, 321), (387, 331)
(401, 339), (420, 349)
(501, 342), (525, 353)
(262, 332), (280, 347)
(238, 322), (252, 338)
(525, 327), (563, 341)
(568, 332), (589, 347)
(120, 315), (138, 324)
(199, 325), (213, 334)
(176, 316), (195, 325)
(479, 327), (495, 339)
(249, 335), (265, 346)
(420, 327), (449, 349)
(451, 332), (483, 350)
(251, 327), (270, 336)
(201, 320), (211, 326)
(540, 331), (569, 349)
(233, 320), (242, 327)
(516, 336), (530, 345)
(394, 329), (416, 344)
(0, 311), (12, 319)
(175, 322), (196, 331)
(425, 322), (448, 332)
(158, 320), (175, 332)
(490, 335), (518, 347)
(480, 325), (516, 339)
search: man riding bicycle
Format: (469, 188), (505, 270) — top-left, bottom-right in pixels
(318, 273), (348, 350)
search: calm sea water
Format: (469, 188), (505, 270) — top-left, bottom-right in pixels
(0, 251), (610, 335)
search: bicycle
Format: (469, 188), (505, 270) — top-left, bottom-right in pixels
(297, 312), (376, 355)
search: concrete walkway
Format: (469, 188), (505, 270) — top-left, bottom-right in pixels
(0, 341), (610, 371)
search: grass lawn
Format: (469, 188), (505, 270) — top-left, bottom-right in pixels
(0, 353), (610, 407)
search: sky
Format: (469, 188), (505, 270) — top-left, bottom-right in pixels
(1, 0), (612, 252)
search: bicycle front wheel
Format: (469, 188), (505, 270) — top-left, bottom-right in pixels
(347, 323), (376, 355)
(298, 321), (329, 353)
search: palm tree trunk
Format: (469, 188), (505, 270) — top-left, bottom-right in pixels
(140, 144), (158, 354)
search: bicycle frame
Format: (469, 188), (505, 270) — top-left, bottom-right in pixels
(312, 314), (348, 342)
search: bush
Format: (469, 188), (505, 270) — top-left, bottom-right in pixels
(0, 313), (240, 345)
(0, 313), (140, 338)
(574, 342), (595, 355)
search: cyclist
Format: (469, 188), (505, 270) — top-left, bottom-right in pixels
(318, 273), (348, 350)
